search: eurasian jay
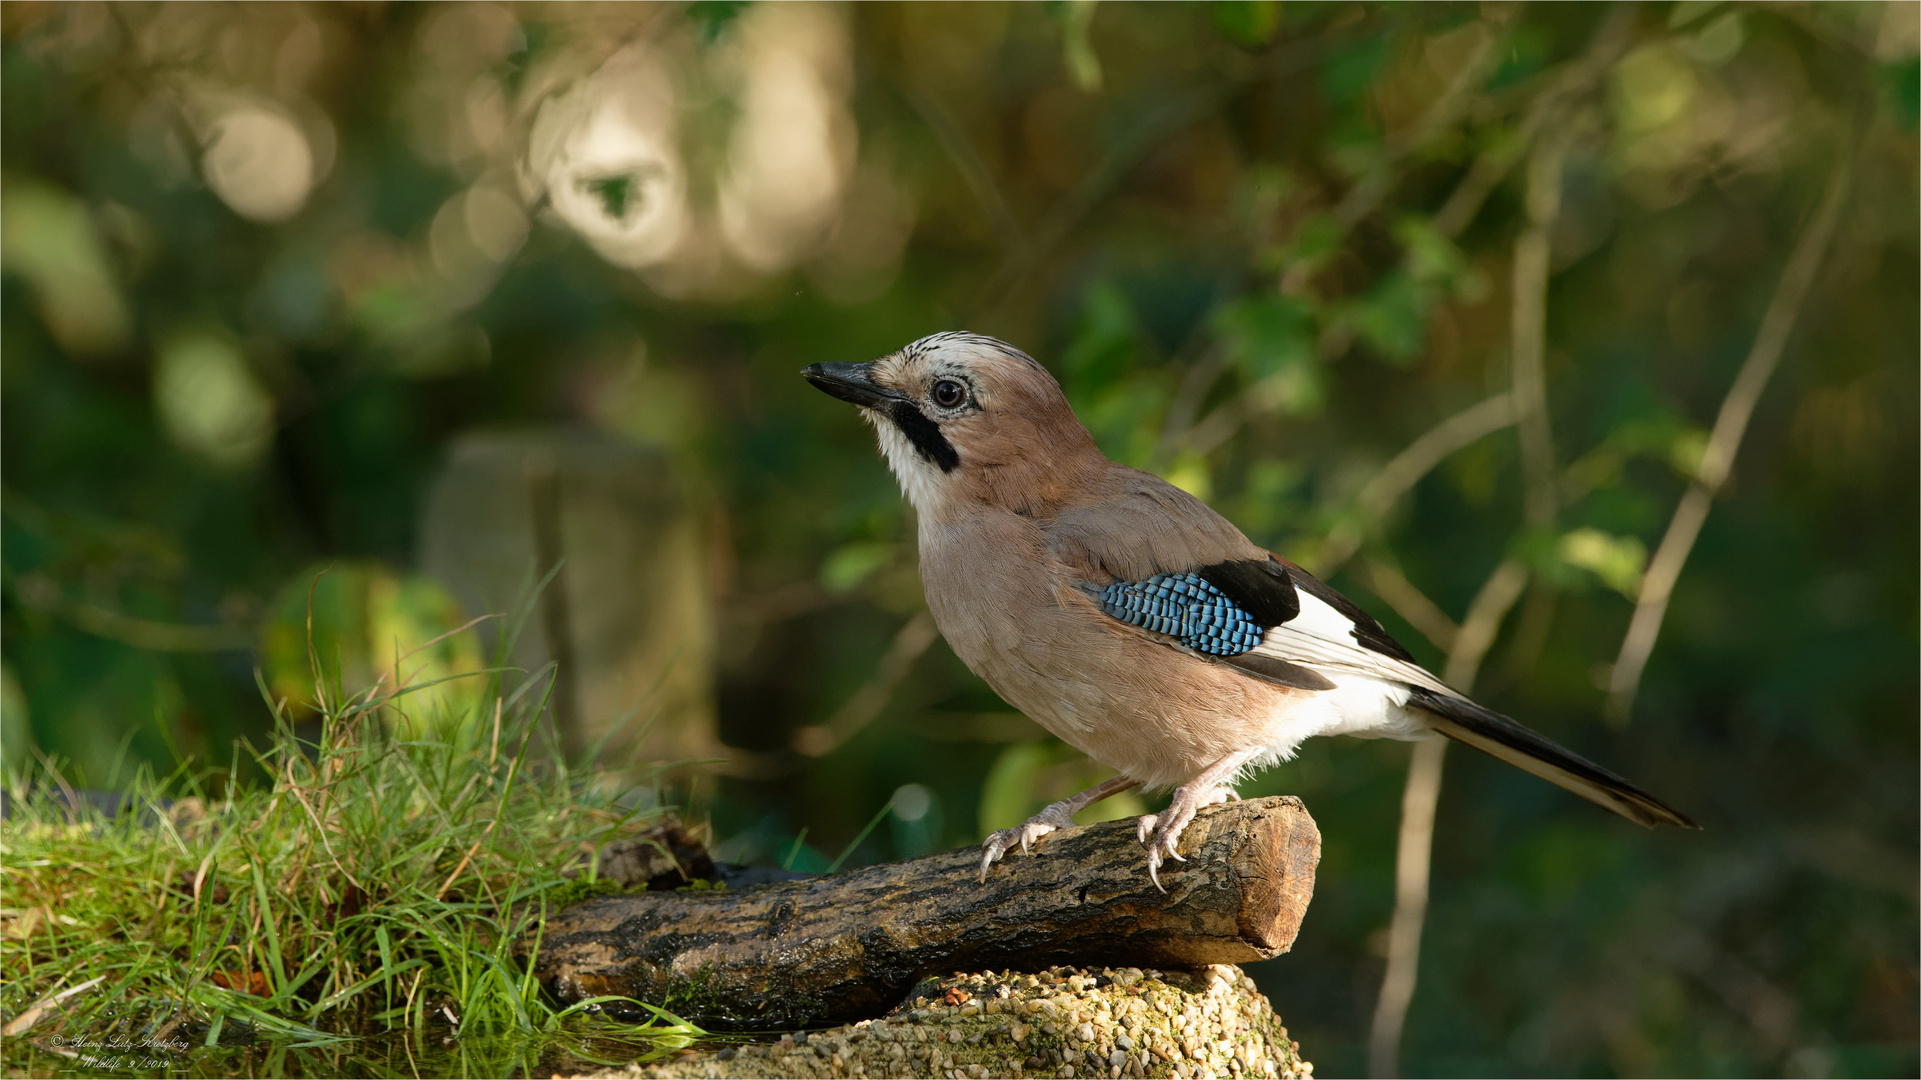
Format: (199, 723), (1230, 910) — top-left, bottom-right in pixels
(804, 331), (1698, 887)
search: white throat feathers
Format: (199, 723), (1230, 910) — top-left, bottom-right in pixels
(868, 409), (952, 516)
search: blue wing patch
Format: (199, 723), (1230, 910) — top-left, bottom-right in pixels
(1099, 572), (1265, 656)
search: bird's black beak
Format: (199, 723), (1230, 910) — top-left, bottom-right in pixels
(802, 362), (902, 408)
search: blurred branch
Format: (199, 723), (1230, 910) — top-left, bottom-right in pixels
(968, 28), (1366, 320)
(1311, 392), (1517, 576)
(1430, 4), (1639, 237)
(526, 451), (583, 758)
(1362, 395), (1519, 522)
(1442, 559), (1532, 692)
(916, 711), (1050, 743)
(63, 602), (253, 653)
(969, 84), (1228, 318)
(1605, 156), (1854, 726)
(1156, 344), (1233, 466)
(1661, 926), (1803, 1061)
(1282, 5), (1516, 294)
(11, 572), (253, 652)
(1190, 18), (1512, 445)
(902, 84), (1028, 258)
(711, 609), (940, 777)
(1188, 5), (1641, 460)
(1370, 118), (1573, 1077)
(1510, 129), (1571, 532)
(1354, 559), (1460, 655)
(1175, 388), (1248, 459)
(792, 610), (940, 757)
(1773, 4), (1893, 64)
(1369, 737), (1442, 1080)
(728, 579), (839, 625)
(1368, 555), (1528, 1080)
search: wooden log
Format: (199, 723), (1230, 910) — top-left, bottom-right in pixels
(526, 795), (1318, 1029)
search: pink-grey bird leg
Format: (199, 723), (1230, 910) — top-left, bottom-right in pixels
(1136, 748), (1263, 891)
(979, 774), (1141, 881)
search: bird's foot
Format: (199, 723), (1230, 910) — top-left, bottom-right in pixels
(1135, 784), (1237, 891)
(979, 801), (1079, 881)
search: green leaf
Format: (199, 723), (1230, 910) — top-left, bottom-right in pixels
(1343, 269), (1432, 365)
(1213, 295), (1314, 382)
(1321, 35), (1390, 106)
(1083, 376), (1176, 467)
(0, 177), (131, 357)
(1213, 295), (1324, 416)
(1228, 458), (1306, 542)
(1290, 212), (1345, 265)
(978, 742), (1054, 835)
(1393, 215), (1466, 286)
(1668, 1), (1723, 29)
(819, 541), (893, 595)
(1055, 0), (1103, 92)
(1061, 280), (1139, 395)
(258, 563), (486, 732)
(1885, 58), (1919, 131)
(1668, 429), (1710, 481)
(1157, 453), (1213, 502)
(1557, 528), (1648, 598)
(1486, 23), (1551, 91)
(686, 0), (752, 44)
(1213, 1), (1282, 48)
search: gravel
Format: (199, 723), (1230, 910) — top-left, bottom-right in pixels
(565, 963), (1313, 1080)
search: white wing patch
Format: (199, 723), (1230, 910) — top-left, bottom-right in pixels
(1283, 585), (1366, 642)
(1227, 575), (1490, 763)
(1252, 589), (1457, 696)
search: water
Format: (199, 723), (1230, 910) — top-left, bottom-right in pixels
(3, 1020), (713, 1079)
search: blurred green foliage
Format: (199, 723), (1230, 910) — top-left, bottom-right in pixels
(256, 561), (485, 740)
(1, 2), (1915, 1076)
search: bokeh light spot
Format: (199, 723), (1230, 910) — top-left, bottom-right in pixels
(202, 102), (315, 223)
(154, 330), (275, 468)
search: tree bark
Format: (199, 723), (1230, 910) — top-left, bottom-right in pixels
(525, 796), (1318, 1029)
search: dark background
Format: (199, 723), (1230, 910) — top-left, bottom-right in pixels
(2, 3), (1915, 1076)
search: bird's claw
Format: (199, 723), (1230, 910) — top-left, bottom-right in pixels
(1136, 811), (1188, 893)
(1135, 783), (1234, 892)
(978, 805), (1077, 881)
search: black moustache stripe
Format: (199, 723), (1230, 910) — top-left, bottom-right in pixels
(888, 402), (960, 473)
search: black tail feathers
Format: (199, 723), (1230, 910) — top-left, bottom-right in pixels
(1406, 686), (1699, 829)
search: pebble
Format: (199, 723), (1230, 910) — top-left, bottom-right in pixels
(582, 964), (1311, 1079)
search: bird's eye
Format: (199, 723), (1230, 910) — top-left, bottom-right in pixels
(931, 379), (967, 408)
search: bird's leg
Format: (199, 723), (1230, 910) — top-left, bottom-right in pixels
(1135, 748), (1263, 891)
(979, 774), (1141, 881)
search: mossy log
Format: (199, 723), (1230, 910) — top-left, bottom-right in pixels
(527, 796), (1318, 1030)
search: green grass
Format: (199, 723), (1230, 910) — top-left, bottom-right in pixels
(0, 605), (707, 1075)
